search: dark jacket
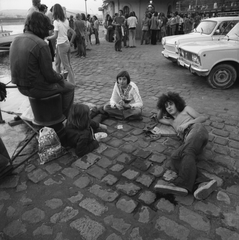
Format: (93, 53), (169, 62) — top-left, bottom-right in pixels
(10, 31), (63, 89)
(65, 120), (99, 158)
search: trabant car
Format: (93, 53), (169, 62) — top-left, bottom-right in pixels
(161, 16), (239, 63)
(177, 22), (239, 89)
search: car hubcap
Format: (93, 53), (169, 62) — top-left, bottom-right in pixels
(214, 70), (230, 84)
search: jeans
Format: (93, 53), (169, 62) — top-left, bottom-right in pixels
(128, 28), (136, 47)
(55, 42), (75, 85)
(94, 29), (100, 44)
(18, 81), (75, 118)
(115, 28), (122, 51)
(76, 36), (86, 57)
(141, 30), (149, 44)
(170, 123), (210, 192)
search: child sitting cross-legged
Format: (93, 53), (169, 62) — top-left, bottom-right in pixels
(65, 103), (107, 158)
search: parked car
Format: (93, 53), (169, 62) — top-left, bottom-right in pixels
(161, 16), (239, 63)
(177, 22), (239, 89)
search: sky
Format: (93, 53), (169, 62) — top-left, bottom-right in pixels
(0, 0), (103, 14)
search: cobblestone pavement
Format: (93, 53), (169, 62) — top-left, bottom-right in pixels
(0, 39), (239, 240)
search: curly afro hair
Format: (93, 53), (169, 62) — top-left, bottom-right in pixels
(157, 92), (186, 117)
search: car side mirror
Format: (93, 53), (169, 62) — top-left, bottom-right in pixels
(214, 29), (220, 35)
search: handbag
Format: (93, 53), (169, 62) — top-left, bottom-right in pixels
(38, 127), (64, 165)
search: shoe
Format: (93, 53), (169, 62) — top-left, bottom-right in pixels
(154, 183), (188, 196)
(118, 49), (122, 52)
(194, 179), (217, 200)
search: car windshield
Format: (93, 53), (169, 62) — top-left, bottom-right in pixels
(226, 23), (239, 40)
(194, 21), (216, 35)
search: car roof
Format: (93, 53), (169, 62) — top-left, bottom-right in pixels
(202, 16), (239, 22)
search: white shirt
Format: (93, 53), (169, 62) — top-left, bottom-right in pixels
(53, 19), (70, 45)
(127, 16), (138, 28)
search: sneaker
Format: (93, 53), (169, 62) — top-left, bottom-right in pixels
(194, 179), (217, 200)
(154, 183), (188, 196)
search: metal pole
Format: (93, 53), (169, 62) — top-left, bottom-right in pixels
(85, 0), (88, 16)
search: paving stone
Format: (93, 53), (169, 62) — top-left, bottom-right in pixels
(45, 198), (63, 209)
(122, 169), (140, 180)
(44, 178), (62, 186)
(149, 154), (166, 164)
(20, 195), (32, 205)
(87, 165), (107, 180)
(229, 140), (239, 150)
(116, 181), (141, 196)
(164, 138), (181, 148)
(211, 122), (225, 129)
(123, 135), (138, 142)
(106, 233), (123, 240)
(216, 227), (239, 240)
(138, 190), (156, 205)
(136, 173), (154, 187)
(6, 206), (16, 217)
(104, 119), (117, 126)
(217, 191), (231, 204)
(22, 207), (45, 223)
(0, 203), (4, 212)
(73, 175), (91, 189)
(147, 142), (167, 153)
(225, 119), (238, 126)
(136, 138), (150, 148)
(54, 232), (70, 240)
(133, 149), (151, 159)
(3, 220), (26, 238)
(104, 215), (131, 235)
(67, 191), (84, 203)
(212, 129), (230, 137)
(116, 153), (135, 164)
(116, 196), (138, 213)
(127, 121), (145, 129)
(214, 137), (228, 146)
(194, 201), (221, 217)
(156, 198), (175, 213)
(213, 155), (235, 170)
(210, 116), (224, 123)
(79, 198), (108, 216)
(179, 206), (210, 232)
(213, 145), (229, 155)
(131, 129), (144, 136)
(73, 153), (100, 170)
(132, 159), (151, 171)
(112, 131), (128, 139)
(230, 149), (239, 159)
(226, 185), (239, 196)
(110, 164), (124, 172)
(27, 169), (48, 183)
(25, 164), (36, 172)
(95, 143), (108, 154)
(102, 174), (118, 186)
(148, 165), (164, 177)
(103, 148), (121, 159)
(61, 167), (80, 179)
(155, 216), (190, 240)
(89, 184), (119, 202)
(45, 163), (62, 174)
(0, 175), (19, 188)
(175, 195), (194, 206)
(134, 206), (156, 223)
(222, 212), (239, 230)
(107, 138), (125, 148)
(97, 157), (113, 168)
(16, 181), (27, 192)
(70, 216), (105, 240)
(120, 143), (137, 153)
(50, 206), (79, 223)
(229, 133), (239, 142)
(129, 227), (143, 240)
(0, 190), (10, 200)
(33, 224), (53, 236)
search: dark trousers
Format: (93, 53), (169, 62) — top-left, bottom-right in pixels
(94, 29), (100, 44)
(115, 28), (122, 51)
(77, 37), (86, 57)
(151, 30), (157, 45)
(170, 123), (210, 192)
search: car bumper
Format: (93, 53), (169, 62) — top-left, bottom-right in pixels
(162, 50), (178, 62)
(177, 59), (210, 76)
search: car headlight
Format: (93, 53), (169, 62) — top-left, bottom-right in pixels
(161, 38), (166, 46)
(180, 49), (185, 57)
(192, 54), (200, 64)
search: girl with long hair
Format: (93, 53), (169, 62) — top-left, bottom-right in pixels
(46, 4), (76, 85)
(65, 103), (107, 157)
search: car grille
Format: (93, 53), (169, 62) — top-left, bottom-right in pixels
(165, 45), (175, 53)
(182, 51), (193, 61)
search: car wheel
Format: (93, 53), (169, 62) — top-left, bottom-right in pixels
(207, 64), (237, 89)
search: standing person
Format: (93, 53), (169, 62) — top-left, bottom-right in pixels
(10, 12), (75, 118)
(127, 11), (138, 48)
(87, 14), (93, 45)
(93, 15), (100, 45)
(65, 103), (107, 158)
(154, 92), (217, 200)
(39, 4), (48, 14)
(183, 14), (193, 34)
(27, 0), (41, 16)
(113, 10), (125, 52)
(103, 70), (143, 120)
(85, 16), (92, 49)
(141, 12), (150, 45)
(123, 13), (129, 48)
(46, 4), (76, 85)
(74, 13), (86, 58)
(105, 14), (114, 42)
(150, 11), (159, 45)
(160, 13), (167, 38)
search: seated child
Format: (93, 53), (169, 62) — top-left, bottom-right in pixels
(65, 103), (107, 158)
(103, 70), (143, 120)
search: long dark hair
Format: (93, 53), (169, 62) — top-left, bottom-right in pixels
(66, 103), (90, 130)
(53, 3), (66, 22)
(24, 12), (53, 39)
(157, 92), (186, 117)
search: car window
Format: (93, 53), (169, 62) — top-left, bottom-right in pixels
(214, 21), (238, 35)
(226, 22), (239, 40)
(195, 21), (216, 35)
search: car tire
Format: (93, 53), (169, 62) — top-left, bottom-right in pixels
(207, 64), (237, 89)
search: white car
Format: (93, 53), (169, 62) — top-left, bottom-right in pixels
(177, 22), (239, 89)
(161, 16), (239, 63)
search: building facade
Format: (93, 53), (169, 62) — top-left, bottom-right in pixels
(101, 0), (177, 39)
